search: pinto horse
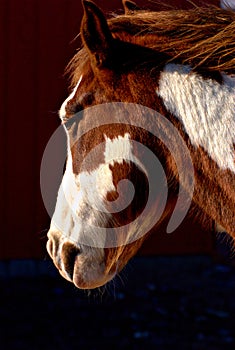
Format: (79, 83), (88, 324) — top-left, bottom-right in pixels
(47, 0), (235, 289)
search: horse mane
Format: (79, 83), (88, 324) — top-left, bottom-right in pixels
(67, 6), (235, 88)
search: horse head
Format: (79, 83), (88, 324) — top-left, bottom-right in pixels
(46, 0), (235, 289)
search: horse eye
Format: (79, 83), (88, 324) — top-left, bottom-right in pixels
(78, 92), (94, 107)
(65, 101), (83, 117)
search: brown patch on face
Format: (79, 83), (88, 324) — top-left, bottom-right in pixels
(70, 128), (106, 174)
(106, 160), (149, 225)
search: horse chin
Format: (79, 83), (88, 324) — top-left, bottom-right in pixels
(73, 271), (115, 290)
(59, 260), (115, 289)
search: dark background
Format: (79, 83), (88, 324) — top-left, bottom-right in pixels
(1, 1), (235, 349)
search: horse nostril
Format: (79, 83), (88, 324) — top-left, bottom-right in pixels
(61, 242), (81, 279)
(47, 233), (60, 258)
(47, 239), (53, 257)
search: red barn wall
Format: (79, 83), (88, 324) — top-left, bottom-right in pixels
(0, 0), (220, 259)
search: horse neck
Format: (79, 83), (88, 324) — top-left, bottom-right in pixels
(156, 64), (235, 235)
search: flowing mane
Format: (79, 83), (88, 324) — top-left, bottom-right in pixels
(68, 6), (235, 88)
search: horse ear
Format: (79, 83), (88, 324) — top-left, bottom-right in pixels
(122, 0), (141, 14)
(81, 0), (114, 68)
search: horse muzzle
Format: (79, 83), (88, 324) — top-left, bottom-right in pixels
(47, 230), (115, 289)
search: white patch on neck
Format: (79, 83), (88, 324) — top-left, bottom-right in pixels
(59, 76), (82, 121)
(157, 64), (235, 173)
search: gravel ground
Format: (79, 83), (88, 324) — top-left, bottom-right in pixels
(1, 255), (235, 350)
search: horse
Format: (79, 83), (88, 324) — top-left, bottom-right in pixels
(46, 0), (235, 289)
